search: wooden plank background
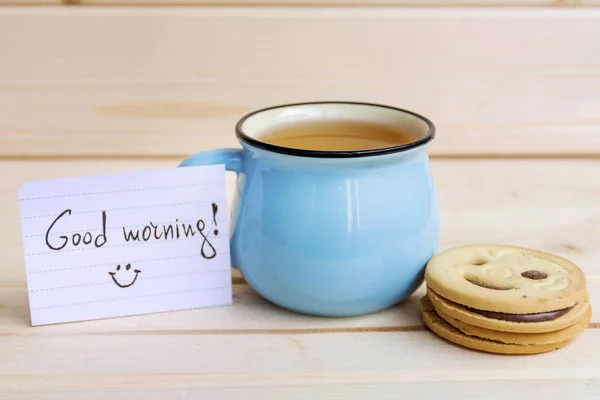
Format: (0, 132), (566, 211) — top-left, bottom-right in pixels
(0, 8), (599, 157)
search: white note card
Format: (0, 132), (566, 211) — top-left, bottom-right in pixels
(18, 165), (232, 326)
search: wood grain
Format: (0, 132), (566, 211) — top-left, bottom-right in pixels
(0, 8), (599, 157)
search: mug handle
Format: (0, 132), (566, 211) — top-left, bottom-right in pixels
(177, 148), (243, 173)
(177, 148), (243, 271)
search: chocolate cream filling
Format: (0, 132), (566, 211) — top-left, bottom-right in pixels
(467, 305), (574, 323)
(430, 287), (577, 323)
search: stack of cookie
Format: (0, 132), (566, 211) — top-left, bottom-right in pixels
(420, 244), (591, 354)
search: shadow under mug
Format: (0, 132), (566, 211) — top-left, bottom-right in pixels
(179, 101), (439, 317)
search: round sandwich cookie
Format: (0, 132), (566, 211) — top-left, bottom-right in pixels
(427, 286), (591, 333)
(425, 244), (588, 314)
(420, 296), (575, 355)
(434, 301), (592, 345)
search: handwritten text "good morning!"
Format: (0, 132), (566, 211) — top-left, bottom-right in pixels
(44, 205), (219, 259)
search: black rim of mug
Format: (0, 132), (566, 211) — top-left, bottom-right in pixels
(234, 101), (436, 158)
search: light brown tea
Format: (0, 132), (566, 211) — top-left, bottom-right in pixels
(259, 119), (416, 151)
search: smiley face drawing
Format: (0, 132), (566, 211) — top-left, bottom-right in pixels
(109, 263), (141, 288)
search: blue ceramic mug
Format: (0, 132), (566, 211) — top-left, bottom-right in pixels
(179, 102), (439, 317)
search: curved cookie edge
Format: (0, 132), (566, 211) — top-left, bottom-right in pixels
(420, 296), (575, 355)
(435, 302), (591, 345)
(427, 287), (591, 334)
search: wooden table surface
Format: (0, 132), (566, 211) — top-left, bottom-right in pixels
(1, 5), (600, 399)
(2, 159), (599, 399)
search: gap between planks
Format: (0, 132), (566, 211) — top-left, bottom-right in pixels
(1, 325), (429, 336)
(3, 324), (598, 336)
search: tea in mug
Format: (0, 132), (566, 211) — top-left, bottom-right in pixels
(259, 119), (416, 151)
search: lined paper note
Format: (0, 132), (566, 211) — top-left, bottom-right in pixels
(18, 165), (232, 326)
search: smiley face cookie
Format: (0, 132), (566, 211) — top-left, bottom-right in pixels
(425, 244), (588, 314)
(420, 244), (591, 354)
